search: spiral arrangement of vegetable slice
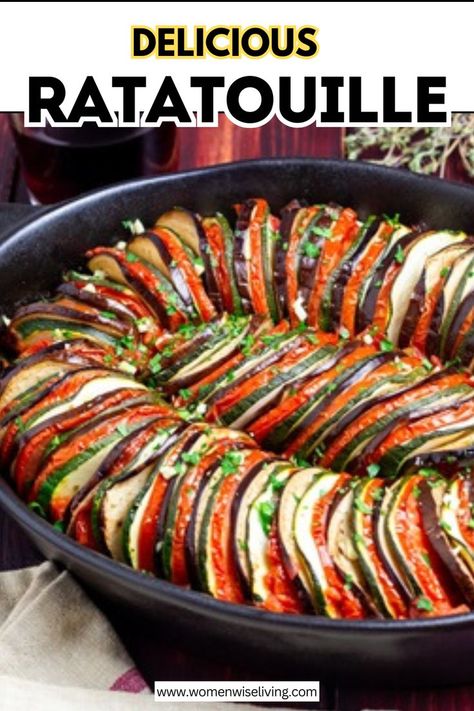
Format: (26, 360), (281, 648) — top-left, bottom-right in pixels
(2, 196), (474, 620)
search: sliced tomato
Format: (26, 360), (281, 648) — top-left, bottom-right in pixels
(307, 208), (359, 327)
(394, 476), (462, 616)
(358, 479), (408, 618)
(261, 520), (305, 614)
(286, 206), (320, 326)
(320, 371), (467, 468)
(311, 474), (365, 618)
(340, 222), (393, 336)
(152, 227), (216, 322)
(13, 388), (152, 496)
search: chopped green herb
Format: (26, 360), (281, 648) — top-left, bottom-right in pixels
(367, 463), (380, 478)
(220, 451), (242, 476)
(440, 266), (450, 278)
(53, 520), (65, 533)
(100, 310), (117, 320)
(419, 467), (440, 478)
(237, 538), (248, 552)
(302, 242), (321, 259)
(126, 251), (139, 263)
(49, 435), (61, 449)
(226, 369), (235, 382)
(241, 334), (255, 356)
(383, 213), (400, 227)
(14, 417), (26, 434)
(178, 388), (192, 401)
(413, 485), (421, 499)
(103, 354), (114, 365)
(178, 322), (197, 339)
(374, 279), (383, 288)
(372, 486), (384, 501)
(440, 520), (452, 533)
(28, 501), (46, 517)
(422, 358), (434, 371)
(149, 353), (162, 374)
(416, 596), (433, 612)
(394, 244), (405, 264)
(353, 532), (365, 546)
(468, 518), (474, 529)
(380, 338), (394, 352)
(256, 500), (276, 536)
(177, 408), (195, 422)
(310, 225), (332, 239)
(344, 573), (354, 590)
(421, 552), (431, 567)
(269, 472), (286, 492)
(182, 451), (201, 465)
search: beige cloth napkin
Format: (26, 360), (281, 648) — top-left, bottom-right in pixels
(0, 562), (287, 711)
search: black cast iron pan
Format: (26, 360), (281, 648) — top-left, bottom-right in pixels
(2, 159), (474, 687)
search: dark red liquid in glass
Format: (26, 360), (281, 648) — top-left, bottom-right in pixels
(10, 119), (179, 204)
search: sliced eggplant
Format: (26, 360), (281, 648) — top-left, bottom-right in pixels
(202, 213), (243, 314)
(156, 207), (222, 311)
(385, 230), (466, 346)
(352, 477), (409, 618)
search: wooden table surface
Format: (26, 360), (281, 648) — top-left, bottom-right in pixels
(1, 113), (474, 710)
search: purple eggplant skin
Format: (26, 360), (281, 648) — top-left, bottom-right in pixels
(67, 420), (187, 528)
(355, 228), (422, 333)
(419, 479), (474, 606)
(93, 254), (171, 329)
(273, 200), (302, 319)
(402, 449), (474, 478)
(444, 291), (474, 363)
(205, 332), (308, 408)
(229, 456), (278, 601)
(233, 200), (258, 315)
(183, 441), (250, 590)
(135, 231), (196, 312)
(457, 324), (474, 368)
(349, 371), (470, 475)
(285, 351), (398, 459)
(329, 217), (382, 331)
(2, 365), (116, 463)
(13, 301), (131, 335)
(260, 341), (361, 452)
(425, 292), (445, 358)
(158, 322), (217, 370)
(191, 211), (223, 312)
(0, 338), (106, 397)
(398, 270), (426, 349)
(322, 367), (451, 459)
(298, 208), (336, 308)
(56, 282), (136, 324)
(164, 340), (243, 395)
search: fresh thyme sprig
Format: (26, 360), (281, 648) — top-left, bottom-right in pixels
(344, 114), (474, 179)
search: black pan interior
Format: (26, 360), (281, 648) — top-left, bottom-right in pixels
(2, 158), (474, 686)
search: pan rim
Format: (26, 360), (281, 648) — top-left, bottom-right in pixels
(2, 156), (474, 634)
